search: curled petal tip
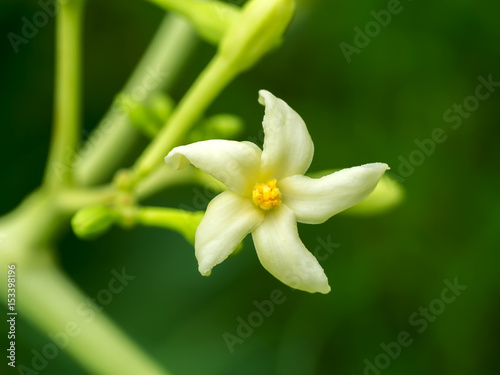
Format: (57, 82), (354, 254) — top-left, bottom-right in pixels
(258, 89), (273, 106)
(164, 148), (188, 170)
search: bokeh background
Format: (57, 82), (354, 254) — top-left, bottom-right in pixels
(1, 0), (499, 374)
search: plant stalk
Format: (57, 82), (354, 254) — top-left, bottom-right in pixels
(44, 0), (86, 187)
(74, 14), (197, 186)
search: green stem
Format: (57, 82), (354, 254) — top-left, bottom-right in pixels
(74, 14), (197, 187)
(0, 187), (116, 250)
(135, 165), (226, 202)
(44, 0), (85, 188)
(7, 254), (169, 375)
(136, 206), (195, 227)
(133, 55), (236, 180)
(135, 165), (199, 201)
(0, 190), (68, 252)
(0, 188), (168, 375)
(135, 207), (203, 244)
(57, 186), (118, 212)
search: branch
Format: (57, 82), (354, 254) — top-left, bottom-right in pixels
(74, 14), (197, 186)
(44, 0), (85, 188)
(6, 254), (170, 375)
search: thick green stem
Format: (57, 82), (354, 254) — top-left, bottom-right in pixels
(16, 258), (169, 375)
(44, 0), (85, 187)
(133, 55), (236, 180)
(0, 187), (116, 252)
(0, 187), (168, 375)
(74, 14), (197, 186)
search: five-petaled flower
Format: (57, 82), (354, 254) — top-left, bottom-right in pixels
(165, 90), (388, 293)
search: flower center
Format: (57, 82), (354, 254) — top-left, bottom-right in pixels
(252, 179), (281, 211)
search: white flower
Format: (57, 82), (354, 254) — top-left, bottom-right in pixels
(165, 90), (388, 293)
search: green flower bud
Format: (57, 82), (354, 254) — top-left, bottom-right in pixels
(345, 175), (405, 216)
(149, 93), (175, 123)
(177, 211), (205, 245)
(229, 241), (244, 258)
(114, 169), (137, 192)
(71, 205), (119, 240)
(219, 0), (295, 72)
(188, 113), (244, 142)
(147, 0), (240, 44)
(119, 92), (174, 138)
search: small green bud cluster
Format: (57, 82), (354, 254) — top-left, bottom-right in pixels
(188, 114), (244, 143)
(71, 205), (119, 240)
(119, 92), (174, 138)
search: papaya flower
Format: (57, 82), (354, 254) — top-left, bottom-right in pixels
(165, 90), (388, 293)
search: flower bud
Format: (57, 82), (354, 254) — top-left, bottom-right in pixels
(188, 114), (244, 142)
(345, 175), (404, 215)
(71, 205), (119, 240)
(183, 1), (240, 44)
(123, 93), (174, 138)
(148, 0), (240, 44)
(219, 0), (295, 72)
(150, 93), (174, 123)
(177, 211), (205, 245)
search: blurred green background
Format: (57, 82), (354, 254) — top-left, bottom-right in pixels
(1, 0), (499, 374)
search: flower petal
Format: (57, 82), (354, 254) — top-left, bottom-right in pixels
(279, 163), (389, 224)
(252, 205), (330, 294)
(165, 140), (262, 196)
(196, 190), (265, 276)
(258, 90), (314, 180)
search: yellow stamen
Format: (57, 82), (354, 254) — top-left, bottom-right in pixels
(252, 179), (281, 210)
